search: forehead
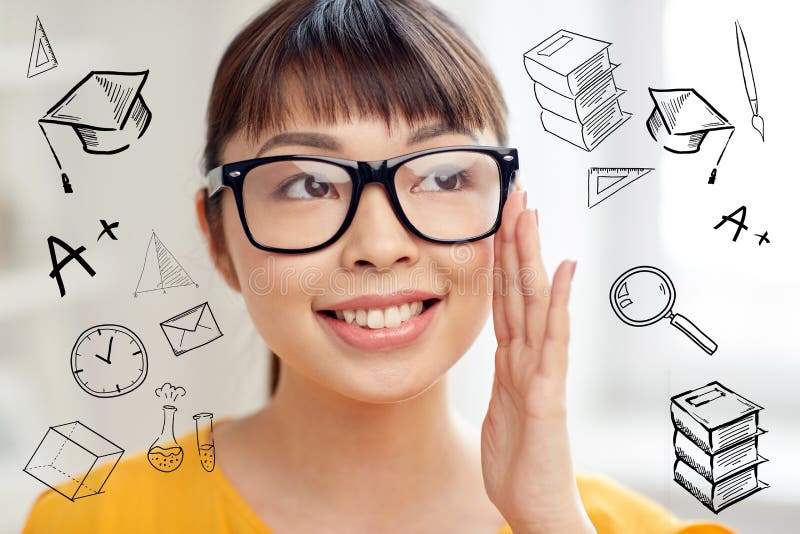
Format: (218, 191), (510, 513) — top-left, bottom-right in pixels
(223, 100), (495, 163)
(222, 69), (497, 160)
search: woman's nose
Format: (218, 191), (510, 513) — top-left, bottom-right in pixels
(339, 183), (419, 270)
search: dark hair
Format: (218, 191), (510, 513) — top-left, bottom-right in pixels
(202, 0), (508, 398)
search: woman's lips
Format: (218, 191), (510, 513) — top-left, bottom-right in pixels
(315, 299), (441, 351)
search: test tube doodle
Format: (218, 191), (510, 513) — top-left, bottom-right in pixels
(193, 413), (215, 472)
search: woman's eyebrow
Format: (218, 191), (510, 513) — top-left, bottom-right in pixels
(407, 123), (479, 145)
(256, 132), (341, 156)
(255, 123), (479, 157)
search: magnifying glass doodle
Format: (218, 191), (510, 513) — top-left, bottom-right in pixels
(609, 266), (717, 355)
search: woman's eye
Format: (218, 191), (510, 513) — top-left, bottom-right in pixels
(278, 174), (339, 199)
(412, 169), (472, 193)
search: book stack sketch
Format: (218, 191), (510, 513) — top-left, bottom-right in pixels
(524, 29), (631, 151)
(670, 382), (769, 513)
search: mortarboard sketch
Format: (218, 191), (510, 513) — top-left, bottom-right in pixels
(38, 70), (152, 194)
(646, 88), (735, 184)
(27, 16), (58, 78)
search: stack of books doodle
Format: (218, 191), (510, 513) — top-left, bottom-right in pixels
(523, 29), (631, 151)
(670, 382), (769, 513)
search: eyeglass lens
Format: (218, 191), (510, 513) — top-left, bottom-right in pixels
(241, 151), (502, 249)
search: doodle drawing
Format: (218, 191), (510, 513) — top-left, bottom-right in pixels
(70, 324), (148, 398)
(134, 230), (198, 296)
(523, 29), (631, 151)
(588, 167), (654, 208)
(97, 219), (120, 241)
(148, 383), (187, 473)
(646, 88), (735, 184)
(193, 413), (216, 472)
(735, 21), (764, 141)
(609, 265), (717, 355)
(160, 302), (223, 357)
(47, 235), (97, 298)
(38, 70), (151, 193)
(671, 381), (768, 513)
(23, 421), (124, 501)
(27, 16), (58, 78)
(712, 206), (772, 247)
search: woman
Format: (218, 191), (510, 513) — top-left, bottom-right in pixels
(24, 1), (733, 532)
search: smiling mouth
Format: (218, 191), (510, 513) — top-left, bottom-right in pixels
(318, 298), (440, 328)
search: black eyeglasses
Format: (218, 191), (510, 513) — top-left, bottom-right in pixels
(205, 145), (519, 254)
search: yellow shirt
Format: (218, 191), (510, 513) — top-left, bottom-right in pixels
(22, 426), (734, 534)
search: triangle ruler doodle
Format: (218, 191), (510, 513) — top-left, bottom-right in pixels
(27, 17), (58, 78)
(134, 231), (198, 296)
(588, 167), (654, 208)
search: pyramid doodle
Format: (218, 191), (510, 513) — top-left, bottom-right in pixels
(27, 17), (58, 78)
(134, 231), (198, 296)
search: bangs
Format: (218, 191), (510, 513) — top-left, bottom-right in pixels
(205, 0), (507, 170)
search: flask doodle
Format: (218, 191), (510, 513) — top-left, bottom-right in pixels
(148, 383), (186, 473)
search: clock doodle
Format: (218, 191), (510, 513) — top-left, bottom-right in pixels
(70, 324), (148, 398)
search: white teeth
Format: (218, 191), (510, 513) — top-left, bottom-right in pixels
(384, 306), (401, 328)
(399, 303), (410, 322)
(328, 300), (430, 329)
(367, 309), (384, 329)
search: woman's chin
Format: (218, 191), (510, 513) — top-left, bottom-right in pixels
(328, 367), (442, 404)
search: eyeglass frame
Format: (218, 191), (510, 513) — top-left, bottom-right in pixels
(204, 145), (519, 254)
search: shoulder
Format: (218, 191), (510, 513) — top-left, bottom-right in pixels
(575, 473), (735, 534)
(22, 434), (218, 534)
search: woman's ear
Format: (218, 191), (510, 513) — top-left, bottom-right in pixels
(194, 189), (241, 293)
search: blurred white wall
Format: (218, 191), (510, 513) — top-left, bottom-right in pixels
(1, 1), (798, 532)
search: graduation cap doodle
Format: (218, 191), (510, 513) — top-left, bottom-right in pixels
(39, 70), (152, 193)
(646, 88), (735, 183)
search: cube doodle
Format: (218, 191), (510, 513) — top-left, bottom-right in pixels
(23, 421), (124, 501)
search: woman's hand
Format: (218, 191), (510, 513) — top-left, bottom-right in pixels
(481, 189), (595, 534)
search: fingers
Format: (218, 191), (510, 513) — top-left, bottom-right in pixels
(493, 187), (576, 382)
(540, 260), (577, 379)
(516, 205), (552, 353)
(499, 191), (527, 341)
(492, 216), (511, 347)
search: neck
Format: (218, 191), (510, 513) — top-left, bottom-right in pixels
(250, 363), (481, 510)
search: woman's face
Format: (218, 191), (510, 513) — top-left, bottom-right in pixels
(211, 109), (502, 403)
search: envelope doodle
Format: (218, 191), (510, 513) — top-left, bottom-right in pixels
(160, 302), (222, 357)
